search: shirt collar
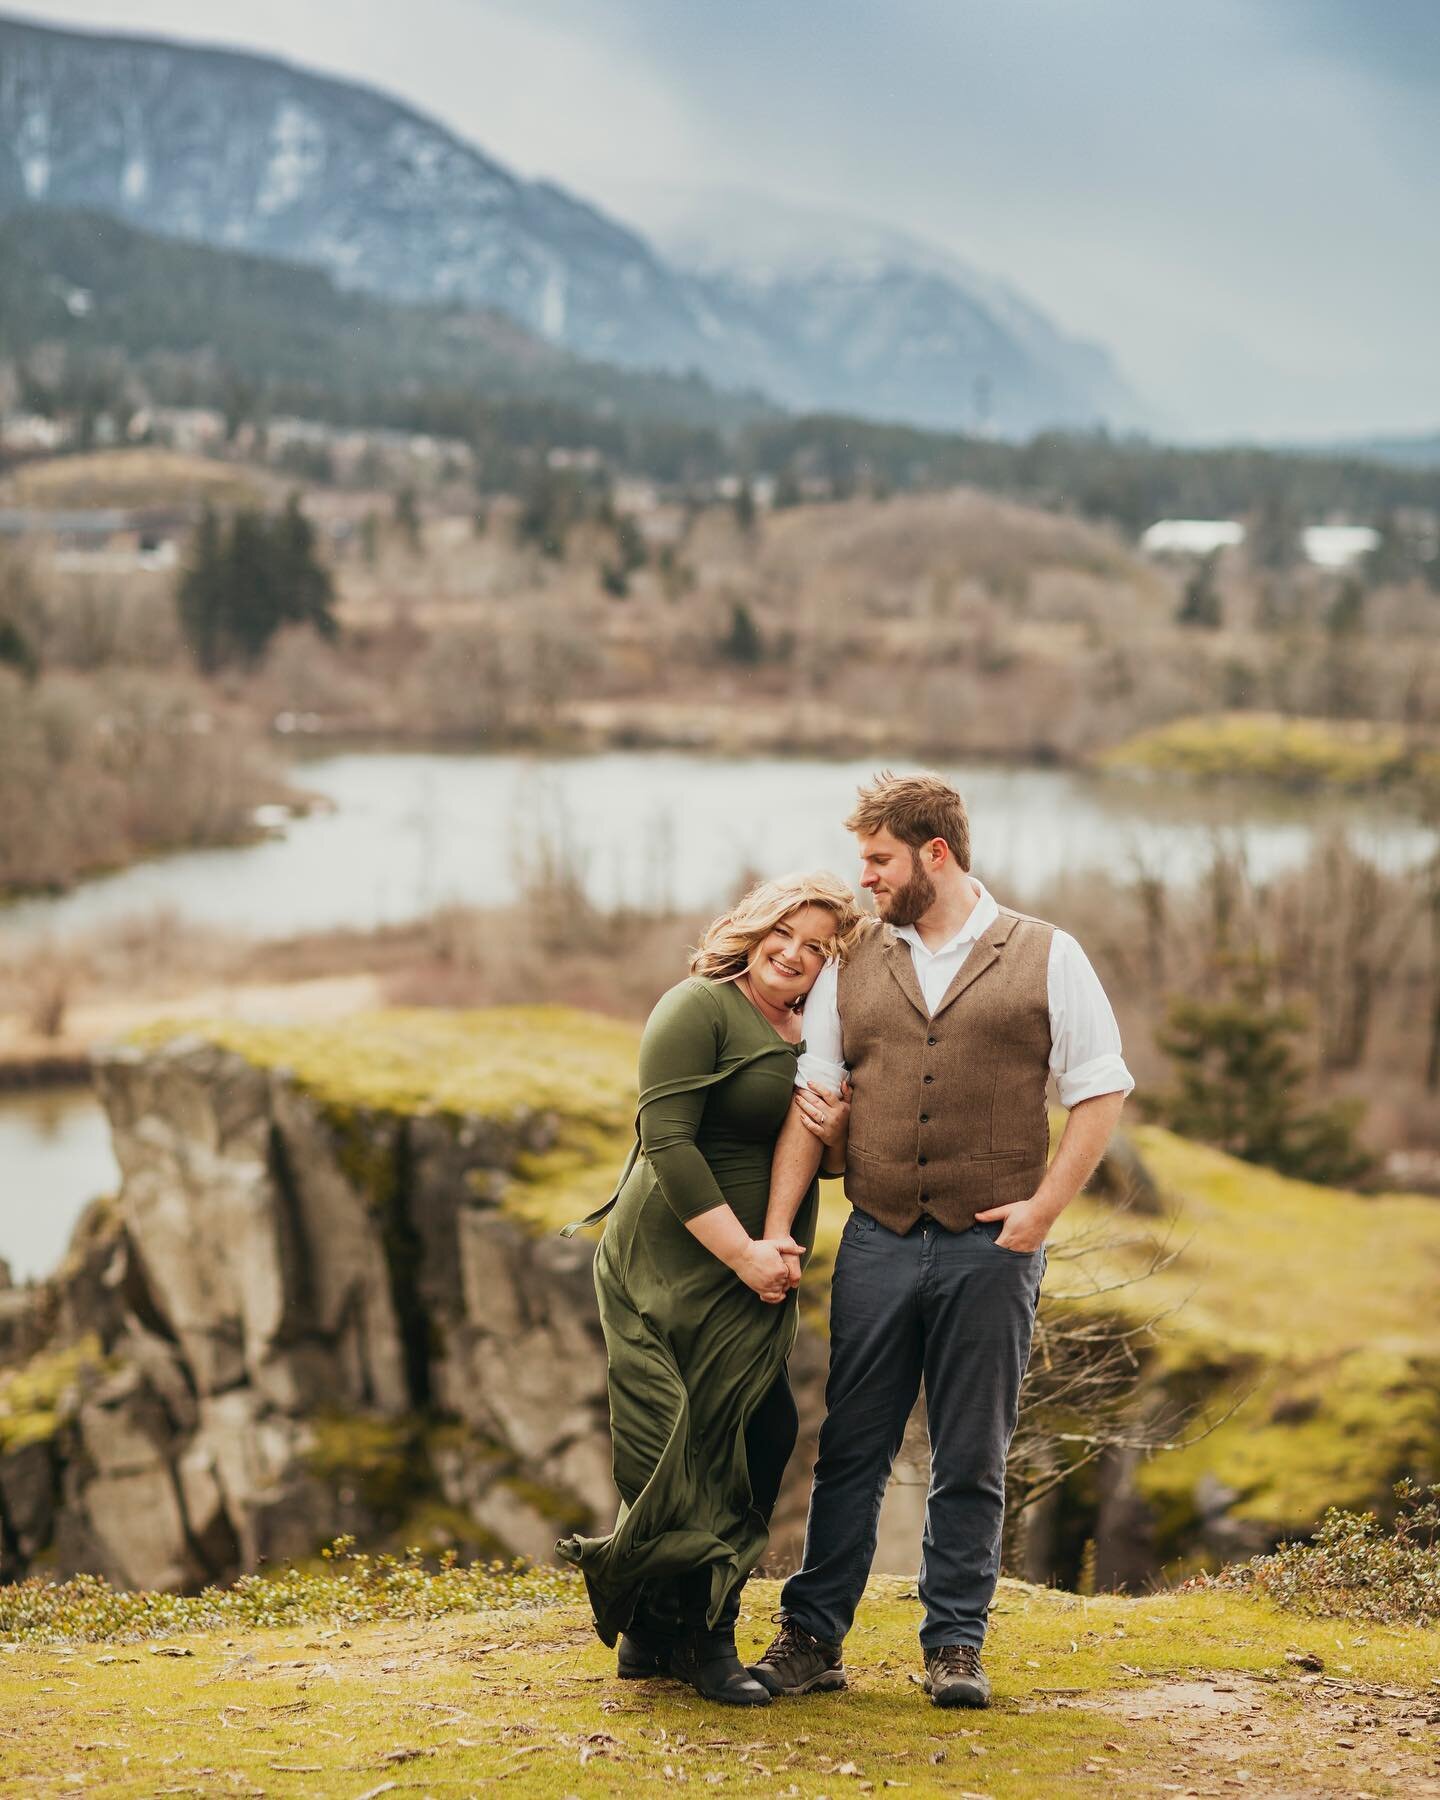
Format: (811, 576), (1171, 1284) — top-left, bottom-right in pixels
(893, 878), (998, 959)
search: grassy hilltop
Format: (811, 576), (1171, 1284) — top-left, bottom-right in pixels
(2, 1565), (1439, 1798)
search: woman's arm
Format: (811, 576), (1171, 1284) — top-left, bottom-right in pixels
(797, 1078), (851, 1173)
(639, 983), (801, 1303)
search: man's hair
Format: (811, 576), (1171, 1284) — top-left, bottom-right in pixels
(844, 770), (971, 871)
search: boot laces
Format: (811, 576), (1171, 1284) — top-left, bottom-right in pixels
(931, 1643), (983, 1678)
(760, 1612), (816, 1663)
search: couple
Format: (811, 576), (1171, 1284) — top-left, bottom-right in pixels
(558, 771), (1132, 1709)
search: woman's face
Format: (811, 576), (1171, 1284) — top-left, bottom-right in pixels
(746, 903), (836, 1008)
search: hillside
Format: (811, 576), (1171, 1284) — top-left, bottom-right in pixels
(2, 1568), (1438, 1797)
(0, 207), (767, 435)
(0, 11), (1135, 435)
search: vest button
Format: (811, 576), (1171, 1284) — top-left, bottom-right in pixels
(923, 1074), (934, 1084)
(927, 1035), (937, 1046)
(920, 1192), (930, 1204)
(919, 1113), (929, 1123)
(918, 1155), (928, 1166)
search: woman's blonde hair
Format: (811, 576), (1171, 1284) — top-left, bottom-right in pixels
(690, 870), (863, 985)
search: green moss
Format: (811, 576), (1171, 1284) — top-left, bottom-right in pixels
(126, 1006), (640, 1127)
(0, 1334), (110, 1454)
(1102, 709), (1437, 798)
(303, 1412), (423, 1519)
(1048, 1125), (1440, 1542)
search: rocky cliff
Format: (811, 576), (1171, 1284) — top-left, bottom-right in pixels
(5, 1008), (1437, 1599)
(0, 1009), (849, 1593)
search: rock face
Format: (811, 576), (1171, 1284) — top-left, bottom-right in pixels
(0, 1029), (634, 1591)
(0, 1022), (852, 1593)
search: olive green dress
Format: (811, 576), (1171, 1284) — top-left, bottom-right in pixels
(557, 976), (818, 1644)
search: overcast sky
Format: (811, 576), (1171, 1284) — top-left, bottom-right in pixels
(17, 0), (1440, 440)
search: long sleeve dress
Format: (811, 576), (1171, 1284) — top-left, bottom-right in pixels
(557, 976), (818, 1644)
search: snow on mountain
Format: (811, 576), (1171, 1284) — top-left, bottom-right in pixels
(0, 14), (1143, 437)
(618, 184), (1144, 436)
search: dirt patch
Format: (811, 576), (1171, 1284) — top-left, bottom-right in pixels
(1088, 1672), (1440, 1798)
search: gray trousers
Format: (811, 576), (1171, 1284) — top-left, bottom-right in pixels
(780, 1208), (1045, 1650)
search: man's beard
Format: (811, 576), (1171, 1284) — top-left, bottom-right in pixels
(878, 859), (936, 928)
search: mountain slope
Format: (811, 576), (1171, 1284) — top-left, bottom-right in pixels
(625, 185), (1145, 436)
(0, 206), (767, 434)
(0, 13), (719, 376)
(0, 13), (1140, 437)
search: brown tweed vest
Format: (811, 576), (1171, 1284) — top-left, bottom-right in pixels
(837, 907), (1054, 1234)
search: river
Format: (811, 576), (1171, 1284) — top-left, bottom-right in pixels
(2, 749), (1433, 944)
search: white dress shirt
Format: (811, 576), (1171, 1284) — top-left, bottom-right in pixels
(795, 879), (1134, 1109)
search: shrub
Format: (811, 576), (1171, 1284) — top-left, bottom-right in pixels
(1209, 1480), (1440, 1624)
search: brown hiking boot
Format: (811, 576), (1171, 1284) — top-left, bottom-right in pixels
(923, 1643), (990, 1708)
(749, 1614), (847, 1696)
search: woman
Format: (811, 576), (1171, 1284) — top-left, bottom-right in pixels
(558, 872), (861, 1706)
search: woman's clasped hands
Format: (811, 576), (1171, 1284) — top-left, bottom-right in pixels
(735, 1234), (805, 1304)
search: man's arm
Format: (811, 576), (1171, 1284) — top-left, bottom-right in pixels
(765, 1101), (826, 1243)
(974, 1089), (1126, 1251)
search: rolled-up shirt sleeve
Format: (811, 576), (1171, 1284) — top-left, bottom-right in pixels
(795, 959), (848, 1094)
(1047, 930), (1135, 1108)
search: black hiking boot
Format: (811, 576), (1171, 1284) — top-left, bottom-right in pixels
(749, 1614), (847, 1697)
(616, 1627), (672, 1680)
(669, 1630), (772, 1707)
(923, 1643), (990, 1708)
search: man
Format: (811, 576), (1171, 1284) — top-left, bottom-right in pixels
(752, 770), (1132, 1709)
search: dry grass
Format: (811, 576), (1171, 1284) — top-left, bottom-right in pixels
(5, 448), (265, 509)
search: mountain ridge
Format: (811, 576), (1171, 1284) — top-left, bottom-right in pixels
(0, 10), (1139, 437)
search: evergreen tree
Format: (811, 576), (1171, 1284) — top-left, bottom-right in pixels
(393, 485), (422, 552)
(1176, 551), (1223, 629)
(1326, 577), (1366, 637)
(177, 502), (336, 672)
(1247, 493), (1302, 571)
(178, 504), (226, 673)
(0, 619), (37, 682)
(720, 601), (764, 665)
(1153, 963), (1372, 1186)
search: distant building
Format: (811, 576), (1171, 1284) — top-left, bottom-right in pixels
(1301, 525), (1380, 569)
(0, 506), (190, 572)
(0, 412), (72, 454)
(1141, 518), (1381, 571)
(1140, 519), (1245, 557)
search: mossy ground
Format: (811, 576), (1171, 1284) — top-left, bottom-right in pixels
(2, 1574), (1437, 1799)
(1053, 1125), (1440, 1550)
(1101, 710), (1440, 799)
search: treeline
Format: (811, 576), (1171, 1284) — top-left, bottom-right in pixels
(4, 209), (1438, 532)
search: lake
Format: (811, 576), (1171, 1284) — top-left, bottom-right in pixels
(3, 748), (1434, 945)
(3, 747), (1433, 1281)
